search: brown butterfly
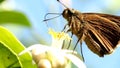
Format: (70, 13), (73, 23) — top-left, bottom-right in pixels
(58, 0), (120, 57)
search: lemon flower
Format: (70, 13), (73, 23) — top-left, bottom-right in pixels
(19, 28), (86, 68)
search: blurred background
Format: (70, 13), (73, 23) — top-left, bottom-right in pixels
(0, 0), (120, 68)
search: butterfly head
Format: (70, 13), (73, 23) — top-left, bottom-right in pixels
(62, 9), (75, 20)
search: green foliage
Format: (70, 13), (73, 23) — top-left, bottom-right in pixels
(0, 0), (4, 4)
(0, 26), (36, 68)
(0, 11), (31, 27)
(0, 2), (36, 67)
(0, 43), (20, 68)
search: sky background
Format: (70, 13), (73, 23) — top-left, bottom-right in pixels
(2, 0), (120, 68)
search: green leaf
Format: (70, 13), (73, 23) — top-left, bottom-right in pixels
(0, 42), (21, 68)
(0, 11), (31, 27)
(0, 26), (36, 68)
(0, 0), (4, 4)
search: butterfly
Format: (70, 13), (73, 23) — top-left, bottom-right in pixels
(58, 0), (120, 57)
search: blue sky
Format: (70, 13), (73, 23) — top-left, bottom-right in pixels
(9, 0), (120, 68)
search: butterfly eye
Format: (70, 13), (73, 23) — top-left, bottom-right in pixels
(63, 9), (68, 15)
(62, 9), (72, 20)
(65, 9), (68, 14)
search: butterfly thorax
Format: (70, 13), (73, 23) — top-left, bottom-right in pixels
(62, 9), (84, 35)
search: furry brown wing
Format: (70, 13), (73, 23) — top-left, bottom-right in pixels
(82, 13), (120, 56)
(84, 13), (120, 26)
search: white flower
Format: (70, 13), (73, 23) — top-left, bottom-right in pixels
(19, 28), (86, 68)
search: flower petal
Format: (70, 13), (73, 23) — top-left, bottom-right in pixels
(61, 49), (77, 54)
(64, 54), (86, 68)
(19, 44), (49, 55)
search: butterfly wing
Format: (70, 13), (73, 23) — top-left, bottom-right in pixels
(84, 13), (120, 26)
(82, 13), (120, 56)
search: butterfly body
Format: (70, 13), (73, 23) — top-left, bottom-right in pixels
(62, 9), (120, 57)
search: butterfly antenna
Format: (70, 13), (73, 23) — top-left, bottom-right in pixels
(43, 13), (62, 21)
(57, 0), (69, 8)
(57, 0), (73, 12)
(43, 13), (62, 27)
